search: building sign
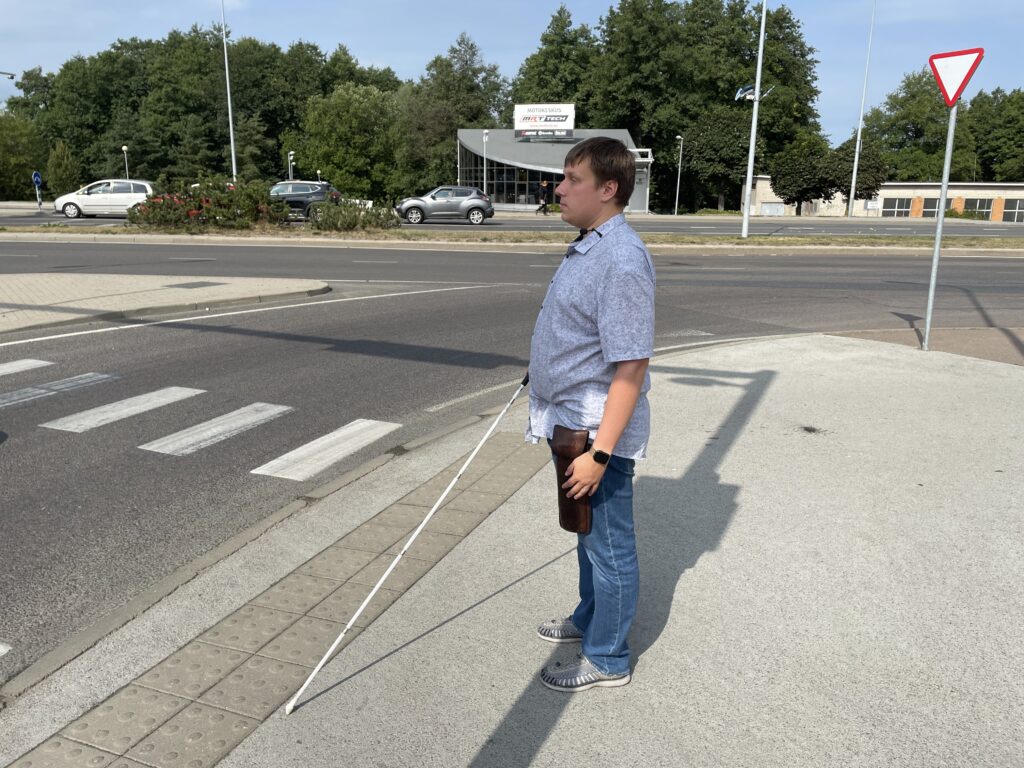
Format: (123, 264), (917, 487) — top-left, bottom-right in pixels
(514, 104), (575, 140)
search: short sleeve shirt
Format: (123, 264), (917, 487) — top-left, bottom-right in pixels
(526, 214), (656, 459)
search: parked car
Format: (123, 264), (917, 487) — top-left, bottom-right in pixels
(54, 179), (155, 218)
(394, 186), (494, 225)
(268, 180), (341, 220)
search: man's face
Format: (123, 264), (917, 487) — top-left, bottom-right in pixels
(555, 159), (614, 228)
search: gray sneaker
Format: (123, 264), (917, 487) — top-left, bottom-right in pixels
(536, 616), (583, 644)
(540, 653), (631, 692)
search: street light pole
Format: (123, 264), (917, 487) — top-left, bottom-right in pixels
(482, 130), (489, 196)
(122, 145), (129, 180)
(287, 151), (294, 180)
(848, 0), (876, 217)
(741, 0), (768, 239)
(220, 0), (238, 183)
(674, 135), (683, 216)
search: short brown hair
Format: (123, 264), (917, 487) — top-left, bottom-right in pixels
(563, 137), (635, 207)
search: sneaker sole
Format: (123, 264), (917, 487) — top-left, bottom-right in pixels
(536, 628), (583, 644)
(540, 673), (631, 692)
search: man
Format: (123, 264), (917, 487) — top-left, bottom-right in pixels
(535, 179), (550, 216)
(526, 137), (655, 691)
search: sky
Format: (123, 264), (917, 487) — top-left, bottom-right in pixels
(0, 0), (1018, 146)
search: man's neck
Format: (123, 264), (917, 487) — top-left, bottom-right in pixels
(579, 207), (625, 233)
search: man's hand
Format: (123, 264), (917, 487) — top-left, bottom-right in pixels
(562, 452), (606, 499)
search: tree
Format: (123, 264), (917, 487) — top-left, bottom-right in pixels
(824, 133), (887, 203)
(292, 83), (401, 201)
(864, 68), (977, 182)
(507, 6), (598, 123)
(46, 140), (80, 196)
(769, 130), (833, 214)
(683, 104), (755, 210)
(0, 113), (46, 200)
(969, 88), (1024, 182)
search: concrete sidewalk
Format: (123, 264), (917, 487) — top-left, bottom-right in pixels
(0, 273), (330, 334)
(2, 334), (1021, 767)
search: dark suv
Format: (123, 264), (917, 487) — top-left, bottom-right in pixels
(269, 180), (341, 220)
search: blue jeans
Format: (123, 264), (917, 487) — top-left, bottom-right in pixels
(552, 449), (638, 676)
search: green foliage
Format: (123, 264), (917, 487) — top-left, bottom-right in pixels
(683, 104), (759, 209)
(967, 88), (1024, 182)
(506, 6), (598, 123)
(769, 130), (834, 213)
(0, 112), (46, 199)
(944, 208), (988, 220)
(825, 133), (887, 201)
(46, 140), (81, 196)
(127, 179), (288, 231)
(307, 201), (400, 232)
(863, 68), (976, 182)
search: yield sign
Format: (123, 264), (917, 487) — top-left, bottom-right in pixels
(929, 48), (984, 107)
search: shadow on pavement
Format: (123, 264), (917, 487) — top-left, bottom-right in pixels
(468, 364), (775, 768)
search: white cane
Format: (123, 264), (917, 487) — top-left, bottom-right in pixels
(284, 372), (530, 715)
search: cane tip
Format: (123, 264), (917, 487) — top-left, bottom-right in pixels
(284, 700), (295, 716)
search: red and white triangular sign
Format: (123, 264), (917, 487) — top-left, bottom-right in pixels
(929, 48), (984, 107)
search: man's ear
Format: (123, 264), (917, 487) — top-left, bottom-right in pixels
(599, 179), (619, 204)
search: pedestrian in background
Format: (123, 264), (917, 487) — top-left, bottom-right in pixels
(535, 179), (550, 215)
(527, 137), (655, 692)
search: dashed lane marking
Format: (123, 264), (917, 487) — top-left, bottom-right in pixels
(40, 386), (205, 433)
(140, 402), (294, 456)
(0, 373), (115, 409)
(425, 378), (523, 412)
(251, 419), (402, 481)
(0, 359), (53, 377)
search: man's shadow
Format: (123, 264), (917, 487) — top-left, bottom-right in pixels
(469, 365), (775, 767)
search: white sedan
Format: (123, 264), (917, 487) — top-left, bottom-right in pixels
(54, 179), (155, 218)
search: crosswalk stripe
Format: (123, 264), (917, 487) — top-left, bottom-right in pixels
(0, 373), (115, 409)
(139, 402), (294, 456)
(0, 359), (53, 377)
(40, 387), (205, 433)
(251, 419), (401, 481)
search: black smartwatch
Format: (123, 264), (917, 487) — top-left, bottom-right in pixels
(589, 447), (611, 465)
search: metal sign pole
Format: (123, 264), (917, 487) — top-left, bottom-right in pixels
(741, 0), (768, 239)
(923, 100), (958, 352)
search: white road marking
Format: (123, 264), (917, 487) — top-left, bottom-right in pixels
(252, 419), (401, 481)
(0, 253), (39, 258)
(0, 359), (53, 377)
(41, 386), (205, 432)
(352, 260), (398, 264)
(660, 329), (714, 339)
(0, 641), (11, 658)
(140, 402), (293, 455)
(984, 228), (1008, 231)
(529, 264), (556, 268)
(167, 257), (216, 261)
(688, 226), (717, 229)
(0, 285), (492, 350)
(0, 373), (115, 409)
(426, 378), (523, 412)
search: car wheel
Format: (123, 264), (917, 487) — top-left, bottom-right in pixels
(62, 203), (81, 219)
(306, 204), (325, 223)
(467, 208), (485, 225)
(405, 207), (424, 224)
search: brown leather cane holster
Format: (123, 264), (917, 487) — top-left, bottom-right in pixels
(550, 424), (592, 535)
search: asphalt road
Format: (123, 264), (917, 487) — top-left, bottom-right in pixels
(1, 240), (1023, 687)
(3, 209), (1023, 237)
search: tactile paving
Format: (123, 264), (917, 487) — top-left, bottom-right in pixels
(61, 685), (190, 754)
(125, 703), (257, 768)
(197, 605), (298, 653)
(199, 656), (308, 719)
(423, 507), (490, 536)
(258, 617), (363, 667)
(442, 489), (505, 515)
(370, 503), (432, 530)
(248, 572), (339, 614)
(385, 530), (462, 562)
(136, 641), (248, 699)
(333, 522), (409, 553)
(297, 545), (376, 581)
(308, 581), (402, 626)
(348, 553), (436, 592)
(8, 738), (117, 768)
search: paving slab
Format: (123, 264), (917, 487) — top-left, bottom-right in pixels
(60, 686), (190, 755)
(124, 704), (258, 768)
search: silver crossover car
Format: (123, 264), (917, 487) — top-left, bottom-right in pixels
(54, 179), (155, 218)
(394, 186), (494, 225)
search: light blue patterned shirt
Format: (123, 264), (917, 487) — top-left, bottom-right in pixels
(526, 214), (656, 459)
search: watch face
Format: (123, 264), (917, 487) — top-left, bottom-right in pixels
(592, 449), (610, 465)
